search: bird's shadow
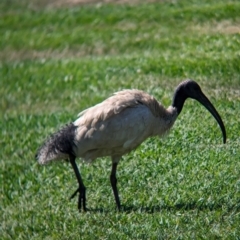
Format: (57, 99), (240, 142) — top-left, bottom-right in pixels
(86, 201), (235, 214)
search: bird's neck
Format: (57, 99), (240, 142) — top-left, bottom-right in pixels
(171, 86), (188, 115)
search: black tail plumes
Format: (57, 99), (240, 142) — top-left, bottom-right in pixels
(36, 123), (77, 164)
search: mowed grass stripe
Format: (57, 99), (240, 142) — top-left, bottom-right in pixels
(0, 1), (240, 53)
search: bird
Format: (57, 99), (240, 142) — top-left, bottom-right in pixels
(36, 79), (226, 212)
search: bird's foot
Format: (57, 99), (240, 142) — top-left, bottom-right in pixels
(70, 186), (87, 212)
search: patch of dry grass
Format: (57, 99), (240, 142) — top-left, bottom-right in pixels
(0, 48), (109, 62)
(188, 20), (240, 35)
(31, 0), (160, 9)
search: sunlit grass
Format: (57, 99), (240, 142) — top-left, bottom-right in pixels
(1, 0), (240, 239)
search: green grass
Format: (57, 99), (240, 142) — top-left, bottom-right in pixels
(1, 0), (240, 239)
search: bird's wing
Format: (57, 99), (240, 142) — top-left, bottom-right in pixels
(73, 90), (165, 158)
(73, 90), (179, 161)
(74, 103), (155, 159)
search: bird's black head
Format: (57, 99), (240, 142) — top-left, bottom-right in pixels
(172, 79), (226, 144)
(172, 80), (201, 113)
(173, 79), (203, 104)
(180, 80), (203, 98)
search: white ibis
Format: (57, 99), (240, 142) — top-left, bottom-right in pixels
(36, 79), (226, 211)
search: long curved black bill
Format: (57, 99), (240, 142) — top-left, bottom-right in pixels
(196, 93), (226, 144)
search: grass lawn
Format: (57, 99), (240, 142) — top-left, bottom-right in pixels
(1, 0), (240, 238)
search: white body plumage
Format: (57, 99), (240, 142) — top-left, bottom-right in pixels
(37, 89), (178, 165)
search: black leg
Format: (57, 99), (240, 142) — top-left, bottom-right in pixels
(69, 155), (87, 212)
(110, 162), (121, 211)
